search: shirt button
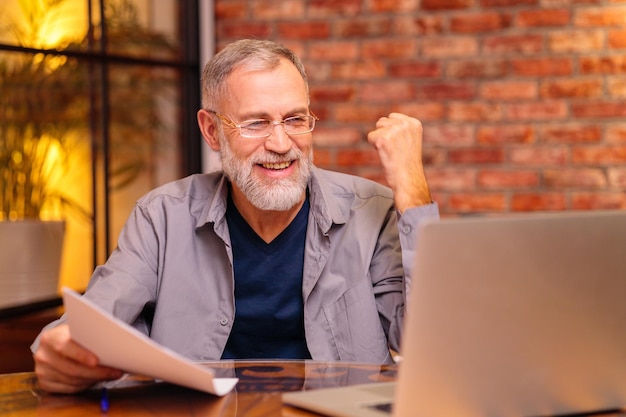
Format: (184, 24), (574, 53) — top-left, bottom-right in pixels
(402, 225), (412, 234)
(219, 317), (228, 326)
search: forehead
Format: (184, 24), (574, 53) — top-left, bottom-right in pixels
(222, 58), (309, 117)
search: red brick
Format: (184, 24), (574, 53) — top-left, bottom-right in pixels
(511, 193), (567, 211)
(572, 146), (626, 164)
(478, 170), (540, 188)
(425, 168), (477, 191)
(390, 102), (446, 122)
(423, 125), (476, 145)
(606, 124), (626, 142)
(607, 77), (626, 97)
(571, 101), (626, 118)
(580, 56), (626, 74)
(446, 60), (508, 78)
(540, 78), (603, 98)
(481, 0), (538, 6)
(313, 148), (333, 167)
(483, 34), (544, 55)
(505, 101), (568, 121)
(418, 82), (476, 100)
(548, 30), (604, 53)
(215, 1), (247, 19)
(218, 22), (271, 39)
(361, 39), (418, 59)
(448, 193), (507, 212)
(572, 193), (626, 210)
(369, 0), (419, 12)
(422, 37), (479, 58)
(313, 127), (362, 147)
(307, 0), (362, 18)
(422, 148), (448, 165)
(331, 60), (386, 80)
(450, 12), (512, 33)
(252, 0), (305, 19)
(541, 124), (602, 143)
(277, 22), (331, 39)
(308, 41), (359, 62)
(358, 169), (387, 185)
(310, 84), (356, 102)
(608, 167), (626, 187)
(574, 7), (626, 26)
(511, 57), (573, 76)
(449, 148), (505, 164)
(302, 61), (332, 82)
(390, 61), (441, 78)
(337, 148), (381, 166)
(509, 146), (569, 165)
(333, 17), (393, 38)
(360, 81), (416, 103)
(281, 41), (306, 58)
(394, 16), (444, 35)
(480, 80), (538, 100)
(544, 168), (607, 188)
(516, 8), (571, 27)
(334, 104), (388, 123)
(477, 124), (535, 144)
(422, 0), (473, 9)
(609, 30), (626, 49)
(543, 0), (602, 4)
(448, 102), (503, 122)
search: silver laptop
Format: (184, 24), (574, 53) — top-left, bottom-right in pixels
(283, 210), (626, 417)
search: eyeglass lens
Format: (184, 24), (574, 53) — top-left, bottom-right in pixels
(239, 116), (315, 137)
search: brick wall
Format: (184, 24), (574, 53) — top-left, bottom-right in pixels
(214, 0), (626, 215)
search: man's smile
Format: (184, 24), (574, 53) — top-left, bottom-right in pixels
(260, 161), (293, 170)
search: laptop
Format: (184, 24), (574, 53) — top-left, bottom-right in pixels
(283, 210), (626, 417)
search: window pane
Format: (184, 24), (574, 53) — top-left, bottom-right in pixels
(104, 0), (181, 60)
(0, 0), (193, 305)
(0, 50), (94, 292)
(108, 64), (183, 248)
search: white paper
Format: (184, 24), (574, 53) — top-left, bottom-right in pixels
(62, 287), (238, 396)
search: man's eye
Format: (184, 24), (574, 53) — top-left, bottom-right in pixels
(285, 116), (308, 126)
(242, 120), (270, 130)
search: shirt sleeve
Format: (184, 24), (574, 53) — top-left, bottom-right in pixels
(385, 202), (440, 353)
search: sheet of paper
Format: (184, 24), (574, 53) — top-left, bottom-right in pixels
(62, 287), (238, 396)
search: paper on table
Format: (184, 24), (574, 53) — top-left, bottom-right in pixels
(62, 287), (238, 396)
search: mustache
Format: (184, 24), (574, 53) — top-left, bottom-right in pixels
(249, 148), (303, 165)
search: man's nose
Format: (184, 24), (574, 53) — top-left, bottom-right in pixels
(264, 123), (292, 153)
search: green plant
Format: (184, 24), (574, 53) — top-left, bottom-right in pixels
(0, 46), (89, 221)
(0, 0), (175, 221)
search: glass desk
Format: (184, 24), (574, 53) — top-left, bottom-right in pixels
(0, 360), (397, 416)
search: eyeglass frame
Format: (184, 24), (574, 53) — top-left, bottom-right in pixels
(206, 109), (319, 138)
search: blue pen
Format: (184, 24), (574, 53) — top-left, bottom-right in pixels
(100, 387), (110, 413)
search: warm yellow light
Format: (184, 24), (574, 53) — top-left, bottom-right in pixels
(2, 0), (88, 50)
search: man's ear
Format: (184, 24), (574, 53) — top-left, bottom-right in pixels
(197, 109), (221, 151)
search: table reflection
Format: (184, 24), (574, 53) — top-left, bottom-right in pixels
(0, 360), (398, 417)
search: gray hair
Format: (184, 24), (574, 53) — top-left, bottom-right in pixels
(201, 39), (309, 110)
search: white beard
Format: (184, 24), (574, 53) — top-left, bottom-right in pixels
(219, 134), (312, 211)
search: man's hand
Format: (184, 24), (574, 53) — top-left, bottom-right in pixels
(367, 113), (432, 213)
(33, 324), (123, 393)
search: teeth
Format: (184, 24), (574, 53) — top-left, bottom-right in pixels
(262, 161), (291, 170)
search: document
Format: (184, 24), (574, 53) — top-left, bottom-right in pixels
(62, 287), (238, 396)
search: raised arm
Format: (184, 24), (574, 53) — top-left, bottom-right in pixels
(367, 113), (432, 213)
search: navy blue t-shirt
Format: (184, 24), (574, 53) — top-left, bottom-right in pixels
(221, 194), (311, 359)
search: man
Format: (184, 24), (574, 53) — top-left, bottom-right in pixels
(32, 39), (439, 393)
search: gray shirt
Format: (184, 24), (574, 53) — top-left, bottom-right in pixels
(34, 167), (439, 364)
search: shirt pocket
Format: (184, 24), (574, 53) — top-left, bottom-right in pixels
(322, 278), (391, 363)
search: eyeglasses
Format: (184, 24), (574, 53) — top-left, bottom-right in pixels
(207, 110), (318, 138)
